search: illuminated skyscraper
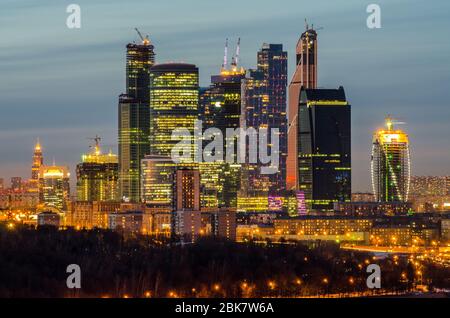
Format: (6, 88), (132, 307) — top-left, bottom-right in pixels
(371, 116), (411, 202)
(240, 44), (288, 200)
(39, 165), (70, 210)
(149, 63), (199, 158)
(208, 48), (246, 208)
(241, 69), (270, 198)
(141, 155), (176, 208)
(294, 87), (351, 212)
(119, 37), (155, 202)
(256, 43), (288, 193)
(287, 25), (318, 190)
(76, 137), (119, 202)
(30, 139), (43, 193)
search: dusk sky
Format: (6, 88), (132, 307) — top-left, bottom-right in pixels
(1, 0), (449, 191)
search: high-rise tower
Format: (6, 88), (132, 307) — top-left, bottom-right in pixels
(287, 24), (318, 190)
(149, 63), (199, 158)
(371, 116), (411, 202)
(119, 34), (155, 202)
(244, 43), (288, 195)
(30, 139), (43, 193)
(76, 137), (119, 202)
(294, 87), (351, 212)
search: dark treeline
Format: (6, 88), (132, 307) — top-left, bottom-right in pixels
(0, 223), (448, 298)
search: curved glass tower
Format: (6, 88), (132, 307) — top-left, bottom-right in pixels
(371, 116), (411, 202)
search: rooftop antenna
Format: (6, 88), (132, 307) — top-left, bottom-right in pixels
(305, 18), (309, 30)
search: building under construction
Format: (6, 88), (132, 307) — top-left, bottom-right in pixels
(371, 116), (411, 202)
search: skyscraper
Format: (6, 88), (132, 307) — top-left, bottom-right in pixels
(294, 87), (351, 212)
(241, 44), (288, 199)
(119, 36), (155, 203)
(76, 137), (119, 202)
(371, 116), (411, 202)
(209, 53), (246, 208)
(256, 43), (288, 193)
(141, 155), (176, 208)
(287, 25), (318, 190)
(30, 139), (43, 193)
(149, 63), (199, 159)
(39, 165), (70, 210)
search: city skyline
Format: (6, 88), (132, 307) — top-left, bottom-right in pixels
(1, 0), (450, 192)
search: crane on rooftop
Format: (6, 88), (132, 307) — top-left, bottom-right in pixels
(134, 27), (150, 45)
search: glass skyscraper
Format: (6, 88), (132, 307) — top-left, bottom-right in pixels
(287, 26), (318, 190)
(149, 63), (199, 158)
(295, 87), (351, 212)
(118, 39), (155, 202)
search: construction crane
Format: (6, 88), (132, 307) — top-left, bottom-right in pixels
(222, 38), (229, 71)
(134, 27), (150, 45)
(231, 37), (241, 68)
(87, 135), (101, 155)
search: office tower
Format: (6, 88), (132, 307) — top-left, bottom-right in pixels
(149, 63), (199, 158)
(0, 178), (4, 190)
(208, 45), (246, 208)
(76, 137), (119, 202)
(294, 87), (351, 212)
(29, 139), (44, 193)
(10, 177), (22, 191)
(256, 43), (288, 193)
(172, 169), (201, 241)
(118, 36), (155, 203)
(240, 70), (272, 199)
(287, 25), (318, 190)
(141, 155), (176, 208)
(39, 165), (70, 210)
(371, 116), (411, 202)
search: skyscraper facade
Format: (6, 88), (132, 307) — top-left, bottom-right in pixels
(119, 38), (155, 203)
(371, 117), (411, 202)
(140, 155), (176, 209)
(210, 65), (246, 208)
(295, 87), (351, 212)
(287, 26), (318, 190)
(39, 165), (70, 210)
(256, 43), (288, 194)
(76, 140), (119, 202)
(240, 69), (271, 198)
(149, 63), (199, 159)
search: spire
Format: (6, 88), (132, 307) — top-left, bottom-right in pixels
(35, 137), (41, 151)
